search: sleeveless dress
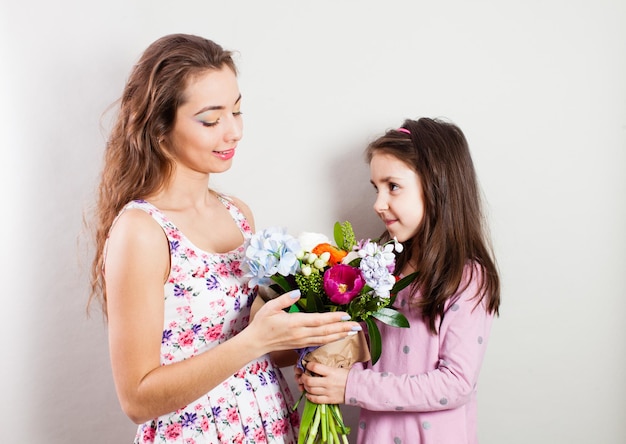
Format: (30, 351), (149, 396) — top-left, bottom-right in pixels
(120, 196), (298, 444)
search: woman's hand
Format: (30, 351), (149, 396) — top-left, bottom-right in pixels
(300, 361), (350, 405)
(245, 290), (361, 356)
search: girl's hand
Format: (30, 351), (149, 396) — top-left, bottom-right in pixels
(246, 290), (361, 355)
(293, 365), (305, 392)
(300, 361), (349, 405)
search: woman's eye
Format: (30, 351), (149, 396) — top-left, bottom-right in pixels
(233, 111), (243, 117)
(389, 183), (399, 191)
(201, 119), (219, 127)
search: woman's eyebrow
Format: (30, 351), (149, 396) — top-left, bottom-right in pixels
(194, 94), (242, 116)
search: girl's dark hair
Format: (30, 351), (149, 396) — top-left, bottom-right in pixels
(366, 117), (500, 333)
(89, 34), (237, 317)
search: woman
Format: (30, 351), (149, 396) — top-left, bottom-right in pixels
(89, 33), (360, 443)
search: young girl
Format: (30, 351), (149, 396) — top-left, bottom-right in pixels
(88, 34), (361, 444)
(299, 117), (501, 443)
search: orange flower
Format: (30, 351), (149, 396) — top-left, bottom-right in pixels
(312, 243), (348, 266)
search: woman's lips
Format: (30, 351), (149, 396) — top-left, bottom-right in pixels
(214, 148), (235, 160)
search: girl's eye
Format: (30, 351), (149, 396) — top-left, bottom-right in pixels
(233, 111), (243, 117)
(389, 183), (399, 191)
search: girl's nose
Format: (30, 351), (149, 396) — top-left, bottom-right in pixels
(373, 193), (388, 213)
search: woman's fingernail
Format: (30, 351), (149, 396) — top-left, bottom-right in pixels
(341, 315), (351, 321)
(347, 331), (358, 336)
(289, 290), (301, 299)
(351, 325), (362, 331)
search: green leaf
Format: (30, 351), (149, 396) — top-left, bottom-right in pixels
(364, 317), (382, 365)
(268, 283), (285, 295)
(391, 271), (418, 294)
(333, 221), (345, 250)
(306, 290), (325, 313)
(372, 307), (410, 328)
(348, 257), (361, 267)
(333, 220), (357, 251)
(299, 399), (317, 443)
(270, 274), (295, 293)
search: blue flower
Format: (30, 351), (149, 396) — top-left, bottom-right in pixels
(206, 275), (219, 290)
(162, 330), (173, 344)
(268, 369), (277, 384)
(181, 412), (197, 428)
(211, 406), (221, 418)
(173, 284), (186, 297)
(243, 227), (302, 287)
(169, 239), (180, 252)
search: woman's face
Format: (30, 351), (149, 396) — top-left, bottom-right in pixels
(168, 66), (243, 175)
(370, 152), (425, 243)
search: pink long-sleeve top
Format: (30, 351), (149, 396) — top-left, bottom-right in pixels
(345, 266), (495, 443)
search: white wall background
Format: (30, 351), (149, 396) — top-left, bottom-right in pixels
(1, 1), (624, 443)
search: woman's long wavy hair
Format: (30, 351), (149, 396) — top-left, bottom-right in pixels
(88, 34), (237, 317)
(366, 117), (500, 334)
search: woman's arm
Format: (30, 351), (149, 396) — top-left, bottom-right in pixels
(106, 209), (360, 423)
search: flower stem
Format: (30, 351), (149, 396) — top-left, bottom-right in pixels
(321, 404), (327, 443)
(306, 405), (321, 444)
(328, 410), (340, 443)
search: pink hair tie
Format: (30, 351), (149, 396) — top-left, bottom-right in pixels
(397, 128), (411, 135)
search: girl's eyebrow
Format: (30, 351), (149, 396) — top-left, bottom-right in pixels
(194, 94), (242, 116)
(371, 176), (399, 185)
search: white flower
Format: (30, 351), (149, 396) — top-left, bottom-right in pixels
(319, 252), (331, 263)
(313, 258), (327, 269)
(358, 240), (397, 298)
(297, 231), (330, 252)
(342, 250), (360, 264)
(393, 237), (404, 253)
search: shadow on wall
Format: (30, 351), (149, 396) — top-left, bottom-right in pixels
(328, 140), (383, 241)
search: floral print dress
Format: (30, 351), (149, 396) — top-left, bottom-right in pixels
(120, 196), (298, 444)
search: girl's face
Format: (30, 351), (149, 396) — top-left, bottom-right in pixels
(169, 67), (243, 175)
(370, 152), (425, 243)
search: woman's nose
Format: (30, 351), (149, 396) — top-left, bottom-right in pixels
(224, 114), (243, 142)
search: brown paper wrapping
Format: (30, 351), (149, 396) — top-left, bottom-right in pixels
(301, 330), (371, 372)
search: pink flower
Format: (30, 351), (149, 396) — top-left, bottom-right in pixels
(323, 264), (365, 305)
(178, 330), (195, 347)
(253, 427), (268, 443)
(272, 418), (288, 436)
(164, 423), (182, 440)
(204, 324), (222, 341)
(227, 407), (240, 423)
(142, 426), (156, 443)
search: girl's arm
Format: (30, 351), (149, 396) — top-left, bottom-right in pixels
(105, 209), (359, 424)
(302, 279), (494, 412)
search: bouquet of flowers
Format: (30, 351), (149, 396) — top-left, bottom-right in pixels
(244, 221), (415, 444)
